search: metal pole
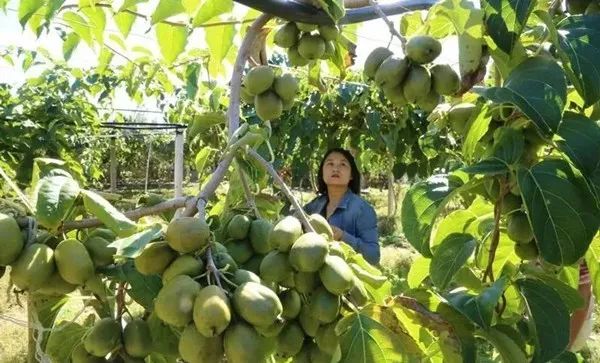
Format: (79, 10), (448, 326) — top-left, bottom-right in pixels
(110, 136), (117, 193)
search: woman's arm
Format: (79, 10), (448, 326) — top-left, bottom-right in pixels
(340, 203), (380, 265)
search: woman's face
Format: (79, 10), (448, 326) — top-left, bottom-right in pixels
(322, 152), (352, 189)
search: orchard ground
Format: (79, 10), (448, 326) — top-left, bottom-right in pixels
(1, 185), (599, 362)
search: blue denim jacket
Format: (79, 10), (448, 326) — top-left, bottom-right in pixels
(304, 191), (380, 265)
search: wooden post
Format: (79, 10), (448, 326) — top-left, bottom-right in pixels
(110, 137), (117, 193)
(174, 129), (185, 218)
(387, 169), (396, 217)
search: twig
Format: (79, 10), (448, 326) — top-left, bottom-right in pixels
(391, 296), (454, 331)
(236, 158), (261, 218)
(227, 13), (273, 137)
(205, 247), (223, 290)
(368, 0), (407, 46)
(483, 179), (506, 283)
(116, 282), (127, 320)
(182, 14), (273, 219)
(245, 148), (315, 233)
(0, 166), (34, 214)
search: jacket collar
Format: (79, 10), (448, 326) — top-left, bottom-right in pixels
(315, 189), (353, 211)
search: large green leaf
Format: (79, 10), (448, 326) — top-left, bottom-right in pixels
(35, 175), (80, 230)
(491, 126), (524, 165)
(62, 33), (80, 61)
(205, 23), (235, 76)
(401, 175), (456, 257)
(430, 233), (477, 290)
(482, 0), (535, 55)
(192, 0), (233, 26)
(462, 103), (492, 160)
(45, 322), (89, 363)
(107, 224), (163, 258)
(585, 234), (600, 303)
(483, 56), (567, 136)
(517, 159), (600, 265)
(102, 260), (162, 310)
(556, 15), (600, 107)
(114, 10), (136, 38)
(62, 11), (93, 46)
(476, 325), (528, 362)
(82, 189), (138, 237)
(187, 111), (226, 139)
(336, 304), (423, 362)
(81, 6), (106, 45)
(556, 112), (600, 205)
(18, 0), (45, 27)
(516, 278), (570, 363)
(151, 0), (185, 24)
(520, 271), (584, 312)
(462, 159), (509, 175)
(407, 256), (431, 289)
(156, 23), (188, 65)
(447, 276), (508, 329)
(147, 312), (180, 357)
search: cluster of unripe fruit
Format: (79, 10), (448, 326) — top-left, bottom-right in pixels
(130, 211), (385, 363)
(273, 21), (341, 66)
(240, 65), (300, 122)
(484, 178), (539, 260)
(363, 35), (460, 111)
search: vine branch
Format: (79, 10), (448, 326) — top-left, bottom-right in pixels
(368, 0), (407, 46)
(182, 14), (273, 219)
(245, 148), (315, 233)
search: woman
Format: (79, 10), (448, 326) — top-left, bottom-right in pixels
(304, 148), (380, 265)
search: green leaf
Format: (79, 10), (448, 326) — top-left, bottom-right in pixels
(114, 10), (136, 38)
(556, 15), (600, 107)
(476, 325), (528, 362)
(82, 189), (138, 237)
(521, 272), (584, 312)
(205, 23), (234, 76)
(119, 0), (147, 11)
(482, 56), (567, 136)
(550, 351), (580, 363)
(585, 234), (600, 303)
(194, 146), (216, 180)
(312, 0), (345, 22)
(431, 0), (484, 77)
(556, 112), (600, 205)
(102, 260), (162, 310)
(188, 111), (226, 139)
(430, 233), (477, 290)
(516, 278), (570, 363)
(62, 11), (93, 46)
(407, 256), (431, 288)
(400, 12), (425, 37)
(147, 312), (180, 357)
(447, 276), (508, 329)
(192, 0), (232, 26)
(462, 103), (492, 160)
(492, 126), (524, 165)
(18, 0), (45, 27)
(462, 158), (508, 175)
(337, 304), (423, 362)
(401, 174), (463, 257)
(107, 224), (163, 258)
(151, 0), (185, 24)
(81, 6), (106, 45)
(481, 0), (535, 55)
(46, 322), (89, 362)
(433, 209), (477, 248)
(156, 23), (188, 64)
(35, 175), (80, 230)
(62, 33), (80, 61)
(185, 63), (200, 99)
(518, 159), (600, 265)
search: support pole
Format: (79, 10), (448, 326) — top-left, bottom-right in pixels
(110, 136), (117, 193)
(174, 130), (185, 218)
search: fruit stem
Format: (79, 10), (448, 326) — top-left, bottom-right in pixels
(368, 0), (407, 47)
(236, 158), (262, 219)
(483, 178), (507, 282)
(245, 148), (316, 233)
(206, 247), (224, 290)
(116, 282), (127, 321)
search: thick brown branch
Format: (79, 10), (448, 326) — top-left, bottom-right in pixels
(245, 148), (315, 233)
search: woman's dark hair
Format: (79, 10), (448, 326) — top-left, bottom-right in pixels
(317, 148), (361, 195)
